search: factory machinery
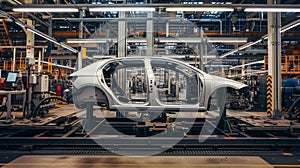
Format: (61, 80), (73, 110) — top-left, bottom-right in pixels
(0, 58), (300, 166)
(0, 101), (300, 166)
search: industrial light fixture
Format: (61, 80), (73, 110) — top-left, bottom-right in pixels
(219, 40), (262, 58)
(166, 7), (234, 12)
(13, 7), (78, 12)
(15, 21), (25, 28)
(244, 8), (300, 12)
(238, 40), (262, 51)
(281, 21), (300, 33)
(89, 7), (155, 12)
(27, 28), (78, 53)
(210, 40), (247, 43)
(60, 43), (78, 53)
(127, 39), (147, 43)
(27, 28), (60, 45)
(217, 18), (300, 60)
(40, 61), (75, 70)
(1, 8), (78, 53)
(229, 60), (264, 70)
(67, 37), (247, 44)
(207, 38), (247, 43)
(67, 39), (118, 44)
(158, 37), (247, 43)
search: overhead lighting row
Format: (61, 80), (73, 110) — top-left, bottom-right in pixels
(13, 8), (79, 12)
(165, 7), (234, 12)
(217, 18), (300, 59)
(13, 7), (156, 12)
(244, 8), (300, 12)
(12, 7), (300, 13)
(66, 37), (248, 44)
(229, 60), (264, 70)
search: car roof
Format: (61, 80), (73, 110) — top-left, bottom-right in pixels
(108, 56), (203, 72)
(71, 56), (206, 77)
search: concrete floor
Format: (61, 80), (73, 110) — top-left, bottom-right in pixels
(227, 109), (295, 127)
(3, 155), (273, 168)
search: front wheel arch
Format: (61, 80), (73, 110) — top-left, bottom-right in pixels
(207, 87), (228, 111)
(73, 86), (109, 108)
(207, 87), (228, 131)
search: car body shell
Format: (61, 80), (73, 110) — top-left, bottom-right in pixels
(71, 57), (247, 112)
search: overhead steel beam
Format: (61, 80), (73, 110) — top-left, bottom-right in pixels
(11, 4), (300, 10)
(66, 37), (248, 44)
(0, 9), (78, 54)
(39, 61), (75, 70)
(28, 13), (51, 27)
(14, 31), (296, 39)
(0, 45), (48, 48)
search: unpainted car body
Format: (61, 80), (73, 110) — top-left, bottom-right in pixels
(71, 57), (247, 112)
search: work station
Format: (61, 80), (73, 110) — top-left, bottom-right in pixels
(0, 70), (26, 123)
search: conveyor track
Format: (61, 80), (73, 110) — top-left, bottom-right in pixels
(0, 114), (299, 167)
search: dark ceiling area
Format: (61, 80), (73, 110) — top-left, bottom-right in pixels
(0, 0), (300, 71)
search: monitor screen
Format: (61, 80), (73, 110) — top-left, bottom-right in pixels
(5, 72), (18, 83)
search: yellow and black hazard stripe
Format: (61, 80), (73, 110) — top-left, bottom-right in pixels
(267, 75), (272, 117)
(282, 106), (288, 112)
(294, 107), (300, 118)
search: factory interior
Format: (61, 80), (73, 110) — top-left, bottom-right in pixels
(1, 0), (300, 167)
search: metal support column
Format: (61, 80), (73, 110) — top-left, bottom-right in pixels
(241, 59), (245, 78)
(38, 51), (42, 73)
(42, 47), (45, 71)
(47, 18), (52, 70)
(106, 29), (110, 55)
(146, 12), (153, 56)
(118, 11), (126, 57)
(116, 11), (127, 116)
(204, 39), (208, 65)
(84, 100), (96, 131)
(166, 21), (169, 38)
(199, 27), (204, 70)
(77, 10), (84, 70)
(199, 40), (204, 70)
(12, 48), (16, 71)
(26, 19), (34, 59)
(25, 19), (34, 117)
(48, 19), (52, 38)
(267, 0), (282, 118)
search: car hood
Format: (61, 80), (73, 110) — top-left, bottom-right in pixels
(204, 73), (248, 90)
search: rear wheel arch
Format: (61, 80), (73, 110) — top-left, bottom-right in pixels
(94, 87), (110, 107)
